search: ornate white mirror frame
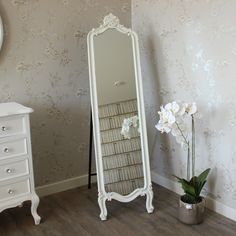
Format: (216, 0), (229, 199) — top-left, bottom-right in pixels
(87, 14), (154, 221)
(0, 16), (3, 50)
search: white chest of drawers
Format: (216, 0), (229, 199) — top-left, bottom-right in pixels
(0, 102), (40, 225)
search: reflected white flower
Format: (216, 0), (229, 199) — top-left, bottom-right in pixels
(121, 115), (139, 139)
(121, 118), (131, 139)
(121, 129), (131, 139)
(130, 115), (139, 127)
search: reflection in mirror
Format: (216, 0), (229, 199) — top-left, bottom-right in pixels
(94, 29), (144, 195)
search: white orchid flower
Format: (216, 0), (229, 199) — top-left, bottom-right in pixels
(158, 107), (176, 125)
(186, 102), (197, 115)
(164, 101), (180, 114)
(178, 102), (188, 116)
(155, 122), (172, 133)
(156, 101), (200, 180)
(156, 101), (197, 148)
(166, 111), (176, 124)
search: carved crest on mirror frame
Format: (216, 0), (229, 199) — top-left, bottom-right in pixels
(92, 13), (132, 36)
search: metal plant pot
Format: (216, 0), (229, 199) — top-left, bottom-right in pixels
(178, 197), (205, 225)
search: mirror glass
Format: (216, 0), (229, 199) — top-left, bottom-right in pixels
(93, 29), (144, 195)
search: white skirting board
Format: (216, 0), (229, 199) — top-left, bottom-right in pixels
(36, 174), (97, 197)
(151, 171), (236, 222)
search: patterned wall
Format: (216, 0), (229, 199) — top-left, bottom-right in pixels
(0, 0), (131, 186)
(132, 0), (236, 210)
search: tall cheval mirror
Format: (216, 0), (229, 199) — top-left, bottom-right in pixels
(87, 14), (154, 220)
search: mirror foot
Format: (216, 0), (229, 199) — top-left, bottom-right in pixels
(147, 206), (154, 214)
(146, 185), (154, 214)
(100, 214), (107, 221)
(98, 192), (107, 221)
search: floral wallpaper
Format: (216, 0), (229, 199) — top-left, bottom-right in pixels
(2, 0), (235, 213)
(132, 0), (236, 210)
(0, 0), (131, 186)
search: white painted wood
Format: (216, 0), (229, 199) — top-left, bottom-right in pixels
(0, 159), (29, 181)
(0, 179), (30, 201)
(0, 138), (27, 160)
(0, 115), (26, 138)
(0, 16), (3, 51)
(87, 14), (154, 220)
(0, 103), (40, 225)
(0, 103), (33, 117)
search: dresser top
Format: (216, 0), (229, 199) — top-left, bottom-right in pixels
(0, 102), (33, 117)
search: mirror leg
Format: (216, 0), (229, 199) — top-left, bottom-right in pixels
(146, 186), (154, 214)
(98, 193), (107, 220)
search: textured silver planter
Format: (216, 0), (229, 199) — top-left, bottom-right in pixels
(178, 197), (205, 225)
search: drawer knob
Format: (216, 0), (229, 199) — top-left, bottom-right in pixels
(6, 168), (12, 173)
(8, 189), (14, 195)
(1, 126), (6, 131)
(3, 148), (9, 153)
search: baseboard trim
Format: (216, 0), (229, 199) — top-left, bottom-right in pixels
(36, 174), (97, 197)
(151, 171), (236, 222)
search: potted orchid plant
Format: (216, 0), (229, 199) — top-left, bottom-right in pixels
(155, 101), (210, 225)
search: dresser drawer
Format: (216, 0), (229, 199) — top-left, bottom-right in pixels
(0, 139), (27, 160)
(0, 116), (25, 138)
(0, 179), (30, 201)
(0, 159), (29, 181)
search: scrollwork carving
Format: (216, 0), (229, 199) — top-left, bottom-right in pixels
(98, 192), (107, 220)
(106, 192), (113, 201)
(103, 13), (120, 28)
(92, 13), (132, 36)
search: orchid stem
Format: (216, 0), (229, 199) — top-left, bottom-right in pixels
(175, 122), (188, 145)
(175, 121), (190, 180)
(192, 115), (195, 177)
(187, 142), (190, 180)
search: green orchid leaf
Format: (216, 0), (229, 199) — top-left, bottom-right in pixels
(190, 176), (198, 186)
(174, 169), (210, 203)
(198, 168), (210, 183)
(190, 176), (199, 194)
(179, 179), (196, 197)
(173, 175), (182, 182)
(197, 180), (207, 195)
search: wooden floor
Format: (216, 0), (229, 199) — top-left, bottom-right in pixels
(0, 184), (236, 236)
